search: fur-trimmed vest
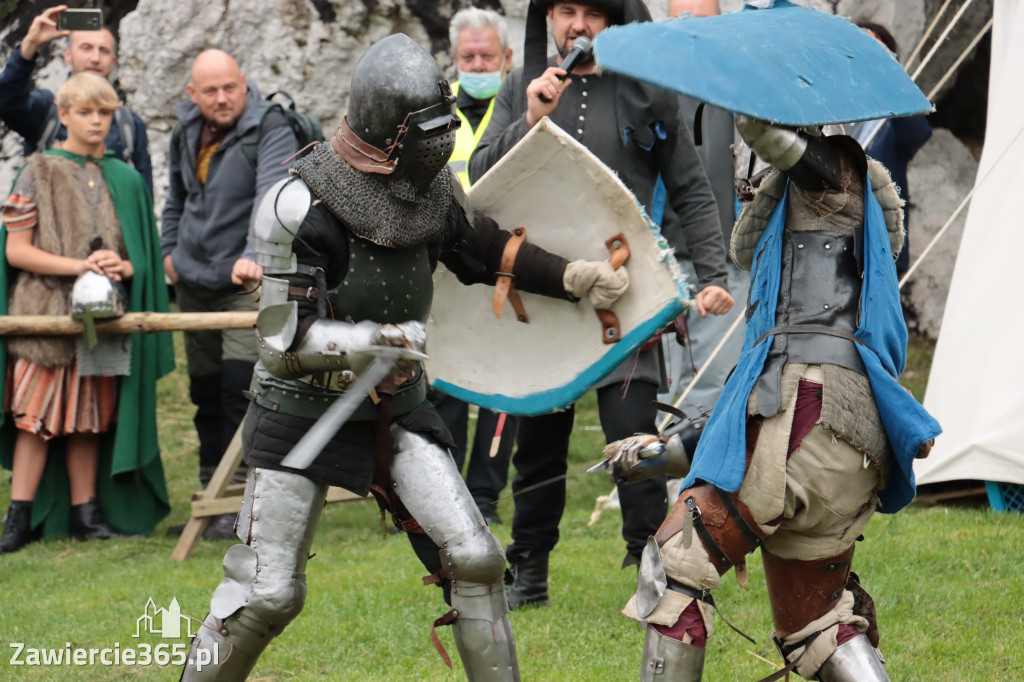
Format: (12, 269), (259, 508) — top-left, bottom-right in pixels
(7, 154), (124, 367)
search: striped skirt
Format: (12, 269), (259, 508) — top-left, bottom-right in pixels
(5, 357), (118, 440)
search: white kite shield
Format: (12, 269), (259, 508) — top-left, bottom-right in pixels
(427, 117), (690, 416)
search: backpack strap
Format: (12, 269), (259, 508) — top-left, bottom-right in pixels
(36, 100), (62, 154)
(170, 122), (187, 176)
(115, 107), (136, 165)
(240, 100), (288, 170)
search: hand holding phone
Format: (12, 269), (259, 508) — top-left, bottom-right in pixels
(57, 8), (103, 31)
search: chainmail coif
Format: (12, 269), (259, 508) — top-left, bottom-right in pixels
(291, 141), (452, 248)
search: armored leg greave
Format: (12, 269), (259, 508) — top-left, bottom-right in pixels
(641, 625), (705, 681)
(181, 468), (327, 681)
(638, 482), (767, 681)
(391, 427), (519, 681)
(816, 634), (890, 682)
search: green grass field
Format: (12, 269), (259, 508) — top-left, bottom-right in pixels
(1, 333), (1022, 681)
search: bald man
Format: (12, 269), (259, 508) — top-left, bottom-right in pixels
(668, 0), (719, 17)
(162, 49), (298, 537)
(0, 4), (152, 191)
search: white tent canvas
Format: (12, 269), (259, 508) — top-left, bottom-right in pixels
(916, 0), (1024, 487)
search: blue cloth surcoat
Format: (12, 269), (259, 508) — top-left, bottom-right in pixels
(682, 173), (941, 513)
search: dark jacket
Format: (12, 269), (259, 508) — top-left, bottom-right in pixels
(160, 83), (297, 290)
(469, 64), (726, 292)
(469, 64), (727, 388)
(0, 48), (153, 193)
(863, 115), (932, 273)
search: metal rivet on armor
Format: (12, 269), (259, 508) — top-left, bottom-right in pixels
(797, 243), (804, 249)
(577, 129), (583, 134)
(823, 304), (830, 310)
(582, 91), (588, 97)
(369, 255), (374, 260)
(220, 628), (229, 636)
(581, 103), (587, 109)
(579, 115), (585, 121)
(581, 77), (587, 83)
(825, 243), (832, 249)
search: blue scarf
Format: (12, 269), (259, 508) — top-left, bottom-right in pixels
(682, 173), (941, 513)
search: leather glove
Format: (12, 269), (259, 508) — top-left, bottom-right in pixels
(346, 320), (426, 373)
(374, 320), (427, 354)
(563, 260), (629, 308)
(602, 430), (693, 484)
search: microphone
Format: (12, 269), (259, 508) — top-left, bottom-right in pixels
(539, 36), (593, 103)
(558, 35), (593, 76)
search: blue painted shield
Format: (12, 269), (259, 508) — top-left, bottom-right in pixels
(426, 118), (689, 416)
(593, 0), (932, 126)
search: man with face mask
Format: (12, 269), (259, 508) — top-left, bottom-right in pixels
(428, 7), (518, 527)
(448, 7), (514, 187)
(180, 33), (630, 681)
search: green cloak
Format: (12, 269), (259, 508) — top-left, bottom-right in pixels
(0, 149), (176, 537)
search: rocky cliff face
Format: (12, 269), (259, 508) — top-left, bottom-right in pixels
(0, 0), (992, 338)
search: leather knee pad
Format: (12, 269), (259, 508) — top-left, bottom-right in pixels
(656, 482), (766, 576)
(762, 546), (855, 638)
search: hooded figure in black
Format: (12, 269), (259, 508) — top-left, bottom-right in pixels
(469, 0), (733, 609)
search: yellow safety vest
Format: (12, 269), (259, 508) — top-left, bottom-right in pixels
(449, 82), (496, 190)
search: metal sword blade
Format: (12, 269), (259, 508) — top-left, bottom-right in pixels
(280, 350), (401, 470)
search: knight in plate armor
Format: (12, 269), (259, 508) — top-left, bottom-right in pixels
(602, 117), (940, 681)
(179, 33), (630, 681)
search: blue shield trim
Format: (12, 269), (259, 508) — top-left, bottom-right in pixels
(427, 118), (689, 416)
(593, 0), (932, 126)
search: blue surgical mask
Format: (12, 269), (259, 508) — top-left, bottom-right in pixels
(458, 69), (503, 100)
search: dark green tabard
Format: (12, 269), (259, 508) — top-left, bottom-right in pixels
(328, 233), (434, 325)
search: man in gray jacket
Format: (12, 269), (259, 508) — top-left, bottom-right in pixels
(161, 49), (298, 537)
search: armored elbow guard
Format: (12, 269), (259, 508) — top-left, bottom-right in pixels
(253, 176), (312, 274)
(736, 116), (843, 190)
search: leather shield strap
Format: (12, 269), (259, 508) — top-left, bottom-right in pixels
(493, 226), (529, 323)
(596, 233), (630, 344)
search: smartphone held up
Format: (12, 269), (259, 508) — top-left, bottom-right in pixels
(57, 8), (103, 31)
